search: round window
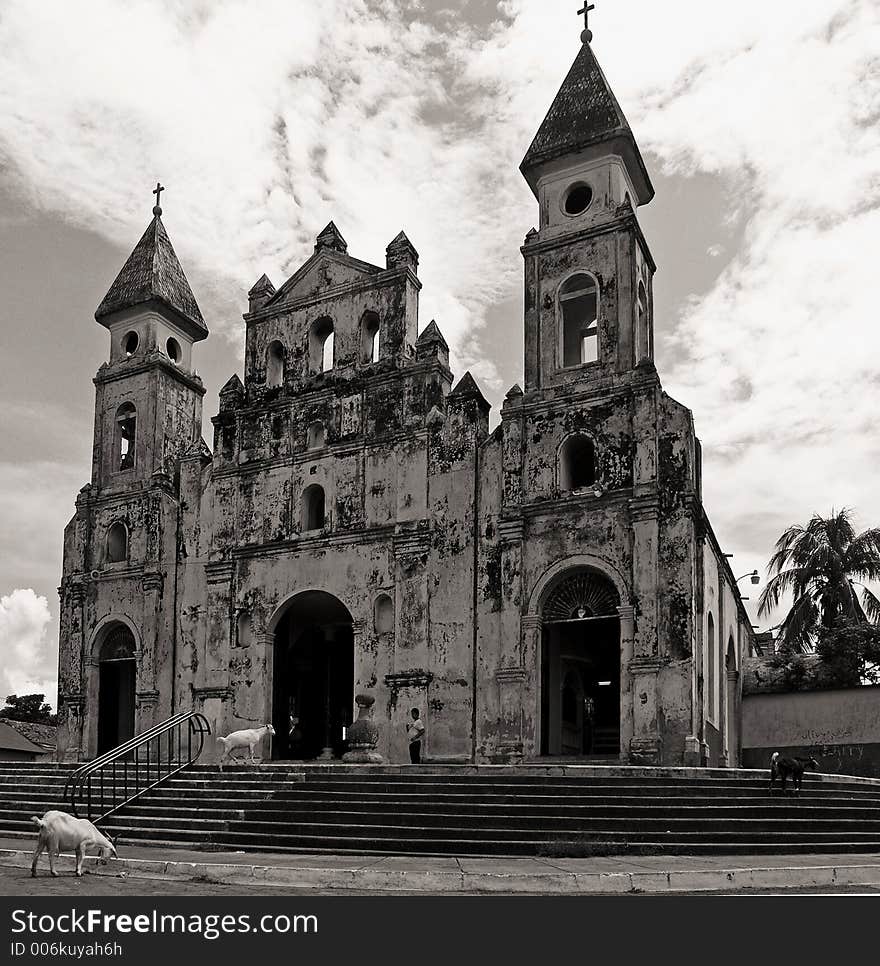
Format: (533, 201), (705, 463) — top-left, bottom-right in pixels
(123, 331), (139, 356)
(166, 337), (181, 363)
(563, 183), (593, 216)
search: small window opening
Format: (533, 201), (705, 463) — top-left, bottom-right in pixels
(166, 337), (181, 364)
(266, 340), (285, 388)
(302, 483), (326, 531)
(123, 331), (139, 357)
(636, 281), (648, 363)
(106, 522), (128, 563)
(563, 183), (592, 216)
(237, 611), (252, 648)
(559, 434), (596, 491)
(362, 311), (380, 364)
(309, 318), (334, 373)
(374, 593), (394, 634)
(115, 403), (137, 471)
(271, 414), (285, 440)
(560, 274), (598, 367)
(307, 421), (325, 449)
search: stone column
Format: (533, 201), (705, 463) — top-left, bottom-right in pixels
(61, 582), (88, 760)
(520, 614), (542, 757)
(617, 604), (635, 761)
(137, 572), (163, 730)
(495, 665), (528, 761)
(628, 657), (663, 764)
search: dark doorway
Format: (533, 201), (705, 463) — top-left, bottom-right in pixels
(272, 591), (354, 760)
(539, 570), (621, 757)
(97, 626), (136, 754)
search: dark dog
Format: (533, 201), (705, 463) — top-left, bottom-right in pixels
(769, 752), (819, 794)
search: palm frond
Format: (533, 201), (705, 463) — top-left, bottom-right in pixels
(776, 593), (819, 651)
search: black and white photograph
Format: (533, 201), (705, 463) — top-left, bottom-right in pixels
(0, 0), (879, 954)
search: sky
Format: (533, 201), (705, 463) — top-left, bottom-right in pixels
(0, 0), (878, 707)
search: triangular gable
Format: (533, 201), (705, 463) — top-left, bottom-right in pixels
(266, 250), (382, 309)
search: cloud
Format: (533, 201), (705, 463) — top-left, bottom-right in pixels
(0, 0), (877, 632)
(0, 589), (56, 705)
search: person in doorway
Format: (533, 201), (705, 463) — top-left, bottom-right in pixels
(406, 707), (425, 764)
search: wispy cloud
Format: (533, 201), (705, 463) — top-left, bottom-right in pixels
(0, 0), (877, 636)
(0, 589), (56, 704)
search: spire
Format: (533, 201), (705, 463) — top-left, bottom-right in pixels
(520, 40), (653, 204)
(448, 371), (490, 410)
(415, 319), (448, 352)
(315, 221), (348, 254)
(95, 202), (207, 340)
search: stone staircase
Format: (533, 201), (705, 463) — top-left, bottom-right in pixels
(3, 761), (880, 857)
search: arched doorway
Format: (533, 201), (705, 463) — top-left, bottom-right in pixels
(272, 591), (354, 760)
(540, 569), (621, 757)
(725, 638), (739, 767)
(97, 625), (136, 754)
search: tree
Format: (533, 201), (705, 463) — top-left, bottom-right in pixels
(814, 620), (880, 687)
(758, 508), (880, 652)
(0, 693), (57, 725)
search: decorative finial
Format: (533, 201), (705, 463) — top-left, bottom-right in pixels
(152, 181), (164, 216)
(577, 2), (595, 44)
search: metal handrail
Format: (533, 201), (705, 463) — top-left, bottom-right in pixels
(64, 710), (211, 822)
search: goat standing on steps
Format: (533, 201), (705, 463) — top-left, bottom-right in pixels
(769, 751), (819, 795)
(217, 724), (275, 769)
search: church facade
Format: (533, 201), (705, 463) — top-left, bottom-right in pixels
(56, 36), (754, 768)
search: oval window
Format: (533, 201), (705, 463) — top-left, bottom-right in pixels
(166, 337), (181, 363)
(563, 183), (592, 216)
(123, 331), (139, 356)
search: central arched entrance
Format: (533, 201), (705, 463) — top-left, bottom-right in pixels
(272, 591), (354, 760)
(97, 625), (136, 754)
(540, 569), (621, 757)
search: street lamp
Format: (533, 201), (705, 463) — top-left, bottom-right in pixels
(735, 569), (760, 600)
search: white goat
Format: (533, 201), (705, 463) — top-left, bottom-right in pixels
(217, 723), (275, 768)
(31, 810), (117, 878)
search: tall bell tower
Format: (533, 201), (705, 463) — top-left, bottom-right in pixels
(91, 186), (207, 491)
(520, 23), (656, 395)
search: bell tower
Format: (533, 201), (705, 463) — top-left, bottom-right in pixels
(91, 186), (207, 491)
(520, 29), (656, 394)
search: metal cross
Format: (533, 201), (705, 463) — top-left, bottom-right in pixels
(577, 2), (595, 30)
(152, 182), (164, 208)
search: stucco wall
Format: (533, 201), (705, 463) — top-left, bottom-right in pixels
(742, 686), (880, 777)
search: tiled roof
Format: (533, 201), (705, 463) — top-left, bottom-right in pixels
(0, 720), (45, 755)
(520, 42), (653, 202)
(95, 214), (207, 339)
(3, 719), (56, 750)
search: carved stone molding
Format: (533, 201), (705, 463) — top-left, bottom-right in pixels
(135, 690), (160, 707)
(141, 572), (164, 593)
(392, 528), (431, 558)
(521, 614), (542, 632)
(205, 561), (234, 586)
(628, 656), (664, 676)
(628, 495), (660, 523)
(193, 686), (233, 701)
(384, 669), (433, 691)
(495, 665), (528, 683)
(497, 518), (524, 544)
(616, 604), (635, 621)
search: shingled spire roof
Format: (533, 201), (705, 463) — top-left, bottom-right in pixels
(95, 213), (207, 340)
(520, 41), (653, 204)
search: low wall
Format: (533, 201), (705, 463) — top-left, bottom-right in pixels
(742, 684), (880, 777)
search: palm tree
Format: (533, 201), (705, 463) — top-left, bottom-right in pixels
(758, 508), (880, 651)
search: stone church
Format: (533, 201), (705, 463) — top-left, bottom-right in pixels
(56, 34), (754, 768)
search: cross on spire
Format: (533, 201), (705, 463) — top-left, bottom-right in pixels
(152, 181), (164, 216)
(577, 2), (596, 43)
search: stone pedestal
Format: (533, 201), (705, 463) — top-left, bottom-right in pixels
(342, 694), (384, 763)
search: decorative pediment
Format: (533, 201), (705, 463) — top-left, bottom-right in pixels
(265, 250), (382, 309)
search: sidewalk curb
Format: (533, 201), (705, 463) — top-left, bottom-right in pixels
(4, 848), (880, 893)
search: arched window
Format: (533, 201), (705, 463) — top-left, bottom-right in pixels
(559, 434), (596, 491)
(309, 318), (334, 373)
(115, 403), (137, 471)
(106, 522), (128, 563)
(307, 421), (325, 449)
(302, 484), (326, 531)
(362, 311), (380, 364)
(100, 625), (135, 662)
(636, 280), (648, 363)
(707, 612), (716, 721)
(374, 593), (394, 634)
(266, 340), (285, 388)
(560, 273), (599, 367)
